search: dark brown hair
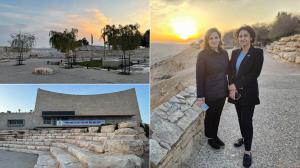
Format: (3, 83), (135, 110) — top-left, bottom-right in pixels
(203, 28), (223, 50)
(235, 25), (256, 43)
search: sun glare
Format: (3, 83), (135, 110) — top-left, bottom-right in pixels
(171, 17), (197, 40)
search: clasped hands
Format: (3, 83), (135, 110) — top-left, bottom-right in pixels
(228, 84), (237, 100)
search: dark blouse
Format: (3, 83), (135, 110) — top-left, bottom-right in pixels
(196, 48), (229, 101)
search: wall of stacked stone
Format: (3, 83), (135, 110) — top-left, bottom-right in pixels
(150, 86), (205, 168)
(266, 34), (300, 63)
(0, 47), (149, 61)
(0, 121), (149, 156)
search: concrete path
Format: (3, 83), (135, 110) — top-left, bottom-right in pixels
(186, 49), (300, 167)
(0, 150), (38, 168)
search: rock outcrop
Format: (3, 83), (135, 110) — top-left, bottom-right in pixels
(266, 34), (300, 64)
(32, 67), (55, 75)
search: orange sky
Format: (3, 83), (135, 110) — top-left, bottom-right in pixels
(151, 0), (300, 43)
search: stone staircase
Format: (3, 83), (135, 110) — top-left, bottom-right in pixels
(0, 121), (149, 168)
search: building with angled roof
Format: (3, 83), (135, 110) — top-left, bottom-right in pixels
(0, 88), (141, 129)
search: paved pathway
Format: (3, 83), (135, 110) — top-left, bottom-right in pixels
(186, 49), (300, 168)
(0, 150), (38, 168)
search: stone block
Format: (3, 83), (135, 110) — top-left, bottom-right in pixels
(88, 127), (99, 133)
(118, 121), (139, 129)
(114, 128), (138, 135)
(32, 67), (54, 75)
(101, 125), (116, 133)
(105, 140), (144, 156)
(150, 139), (168, 167)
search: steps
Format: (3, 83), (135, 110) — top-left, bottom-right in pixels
(65, 143), (143, 168)
(50, 147), (85, 168)
(0, 123), (148, 167)
(0, 143), (50, 151)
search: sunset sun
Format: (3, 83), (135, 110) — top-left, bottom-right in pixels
(171, 18), (197, 40)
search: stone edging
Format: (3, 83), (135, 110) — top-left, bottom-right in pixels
(150, 86), (205, 167)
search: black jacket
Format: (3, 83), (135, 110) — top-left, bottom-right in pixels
(196, 48), (229, 101)
(228, 46), (264, 105)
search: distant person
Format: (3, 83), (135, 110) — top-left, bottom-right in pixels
(228, 25), (264, 167)
(196, 28), (229, 150)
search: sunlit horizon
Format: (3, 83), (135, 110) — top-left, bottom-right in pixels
(151, 0), (300, 44)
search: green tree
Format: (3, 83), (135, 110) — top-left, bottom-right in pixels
(141, 29), (150, 48)
(116, 24), (142, 74)
(252, 23), (271, 45)
(9, 32), (35, 65)
(223, 30), (235, 48)
(78, 37), (89, 46)
(269, 12), (300, 40)
(49, 28), (81, 68)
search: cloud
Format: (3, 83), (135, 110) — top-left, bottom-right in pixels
(119, 8), (150, 33)
(0, 3), (18, 9)
(159, 0), (188, 5)
(65, 8), (110, 43)
(0, 11), (32, 20)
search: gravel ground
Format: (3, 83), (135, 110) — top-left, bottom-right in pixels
(185, 49), (300, 168)
(0, 150), (38, 168)
(0, 58), (149, 83)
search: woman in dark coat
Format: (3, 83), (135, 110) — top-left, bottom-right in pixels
(196, 28), (229, 150)
(228, 25), (264, 167)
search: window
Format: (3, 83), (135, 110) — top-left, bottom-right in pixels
(43, 118), (51, 124)
(42, 111), (75, 116)
(7, 119), (25, 127)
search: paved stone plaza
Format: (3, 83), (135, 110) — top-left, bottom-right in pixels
(0, 59), (149, 83)
(185, 49), (300, 167)
(0, 150), (37, 168)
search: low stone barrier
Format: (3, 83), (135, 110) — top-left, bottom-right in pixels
(266, 34), (300, 64)
(150, 86), (205, 168)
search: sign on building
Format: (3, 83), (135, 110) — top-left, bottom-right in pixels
(56, 120), (105, 126)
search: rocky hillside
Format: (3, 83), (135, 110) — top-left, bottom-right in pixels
(150, 45), (201, 110)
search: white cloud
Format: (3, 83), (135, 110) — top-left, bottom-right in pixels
(0, 3), (18, 9)
(0, 11), (32, 20)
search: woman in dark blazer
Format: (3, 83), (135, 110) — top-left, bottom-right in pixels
(228, 25), (264, 167)
(196, 28), (229, 150)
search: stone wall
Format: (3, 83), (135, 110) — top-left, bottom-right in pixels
(0, 47), (149, 61)
(150, 86), (205, 168)
(0, 47), (64, 60)
(0, 112), (37, 130)
(266, 34), (300, 63)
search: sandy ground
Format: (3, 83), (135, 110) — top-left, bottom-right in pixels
(0, 150), (38, 168)
(0, 58), (149, 83)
